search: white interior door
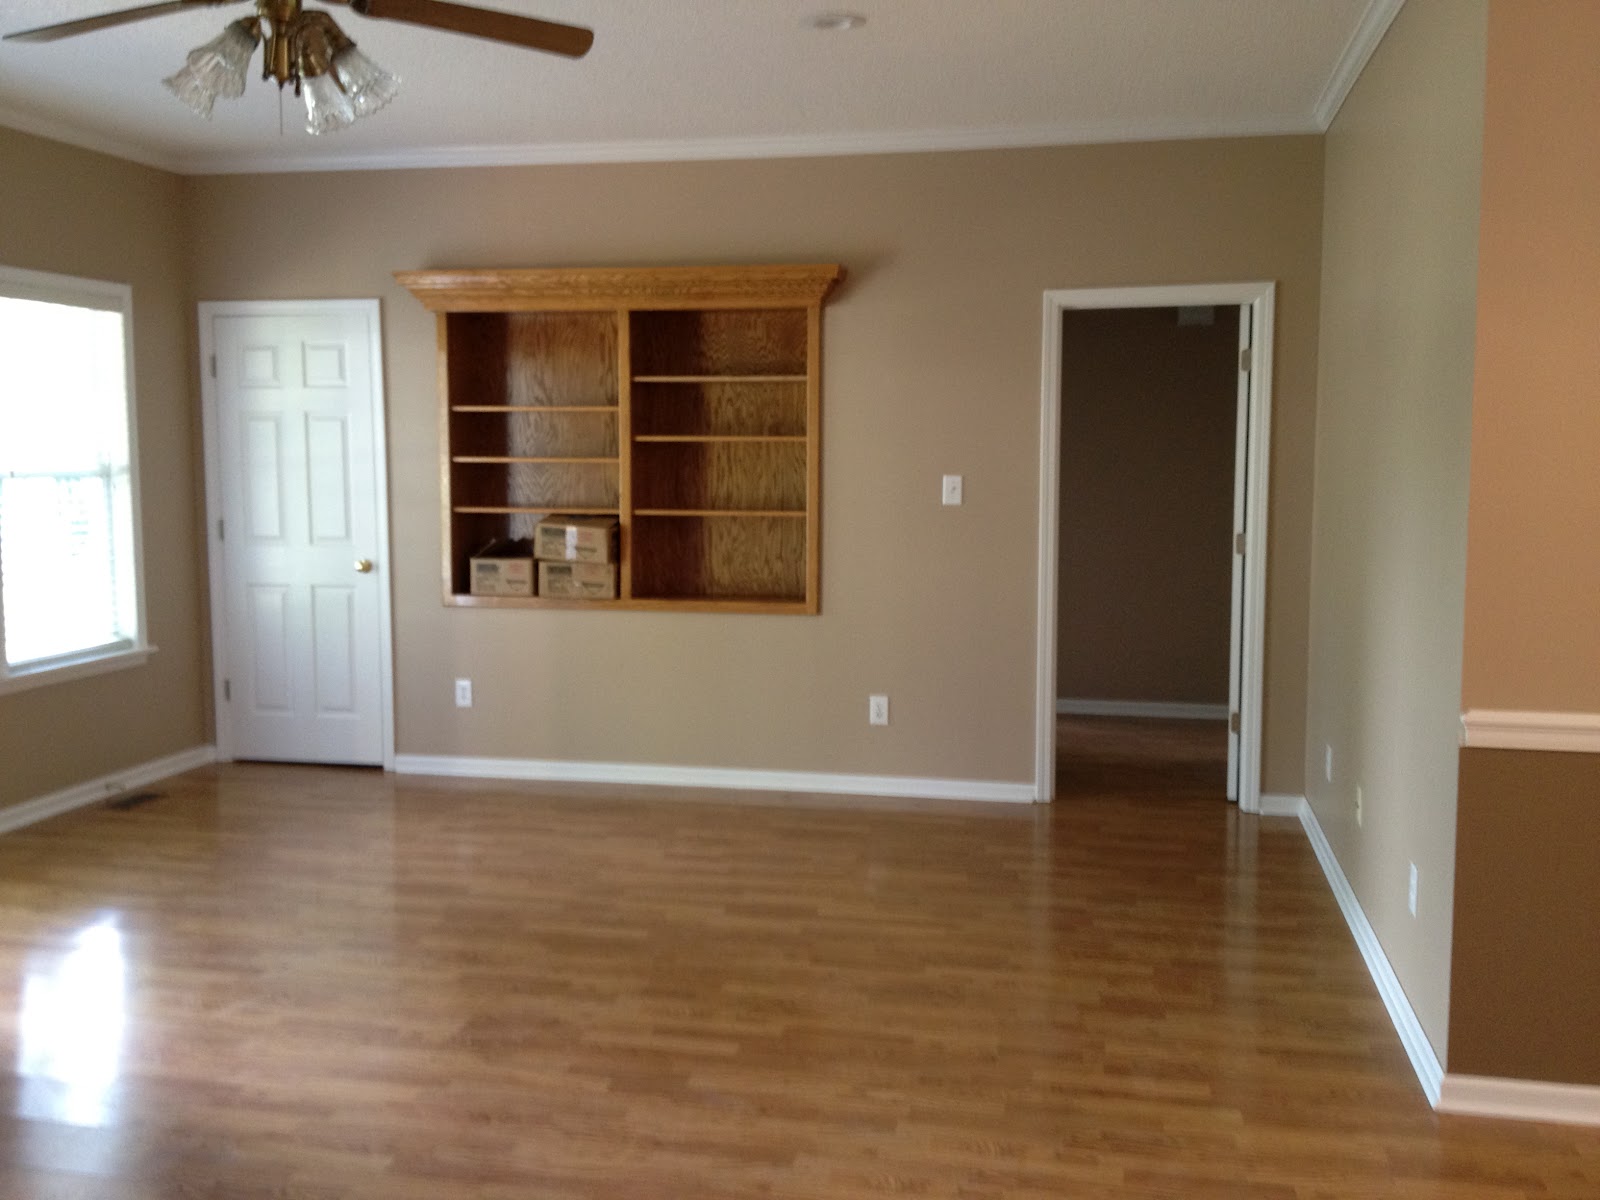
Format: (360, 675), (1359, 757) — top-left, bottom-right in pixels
(1226, 304), (1251, 802)
(202, 302), (391, 766)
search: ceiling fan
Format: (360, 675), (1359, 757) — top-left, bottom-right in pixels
(3, 0), (594, 134)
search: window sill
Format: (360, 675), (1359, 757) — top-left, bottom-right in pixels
(0, 644), (158, 698)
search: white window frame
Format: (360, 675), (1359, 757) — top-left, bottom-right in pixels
(0, 264), (154, 696)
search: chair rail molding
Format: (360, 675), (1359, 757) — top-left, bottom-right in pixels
(1459, 709), (1600, 753)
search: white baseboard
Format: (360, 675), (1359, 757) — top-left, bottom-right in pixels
(1257, 792), (1306, 817)
(1292, 797), (1445, 1106)
(1289, 796), (1600, 1125)
(393, 754), (1038, 805)
(0, 744), (218, 835)
(1438, 1074), (1600, 1126)
(1056, 698), (1229, 720)
(1459, 708), (1600, 753)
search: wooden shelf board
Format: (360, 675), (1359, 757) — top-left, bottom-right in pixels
(446, 593), (811, 614)
(617, 597), (811, 613)
(633, 508), (806, 519)
(454, 506), (620, 515)
(452, 456), (619, 464)
(632, 375), (808, 384)
(632, 435), (805, 444)
(446, 594), (626, 611)
(451, 405), (618, 413)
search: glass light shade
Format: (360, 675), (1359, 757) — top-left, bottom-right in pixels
(331, 45), (400, 118)
(161, 19), (260, 119)
(301, 71), (356, 135)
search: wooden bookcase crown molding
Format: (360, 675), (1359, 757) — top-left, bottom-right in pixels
(398, 263), (844, 614)
(395, 264), (844, 312)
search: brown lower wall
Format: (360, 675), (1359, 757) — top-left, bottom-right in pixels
(1450, 747), (1600, 1085)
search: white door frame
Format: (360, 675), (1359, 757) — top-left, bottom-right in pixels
(198, 299), (396, 770)
(1034, 282), (1276, 812)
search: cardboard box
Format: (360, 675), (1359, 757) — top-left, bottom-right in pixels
(469, 538), (535, 596)
(538, 560), (617, 600)
(534, 515), (618, 563)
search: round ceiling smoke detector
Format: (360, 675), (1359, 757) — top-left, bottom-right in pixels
(806, 12), (867, 32)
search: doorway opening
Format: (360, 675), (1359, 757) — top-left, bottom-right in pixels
(1034, 284), (1275, 812)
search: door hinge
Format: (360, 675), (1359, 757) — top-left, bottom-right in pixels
(1230, 711), (1241, 734)
(1235, 531), (1245, 555)
(209, 354), (217, 378)
(1239, 347), (1252, 372)
(217, 518), (225, 542)
(223, 679), (231, 702)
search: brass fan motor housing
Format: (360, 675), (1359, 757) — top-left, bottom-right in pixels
(259, 0), (304, 86)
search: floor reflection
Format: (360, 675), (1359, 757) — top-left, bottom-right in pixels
(16, 917), (126, 1128)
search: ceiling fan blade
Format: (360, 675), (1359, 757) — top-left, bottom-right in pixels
(3, 0), (241, 44)
(350, 0), (592, 59)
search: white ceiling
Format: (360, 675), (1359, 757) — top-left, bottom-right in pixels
(0, 0), (1402, 175)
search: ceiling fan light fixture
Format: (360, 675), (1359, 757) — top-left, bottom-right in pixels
(331, 44), (400, 119)
(301, 68), (357, 134)
(161, 17), (261, 119)
(290, 9), (397, 132)
(15, 0), (586, 135)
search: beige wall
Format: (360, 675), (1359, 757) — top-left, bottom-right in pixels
(1057, 306), (1237, 707)
(186, 138), (1322, 790)
(1448, 0), (1600, 1087)
(0, 127), (209, 812)
(1461, 0), (1600, 712)
(1304, 0), (1487, 1056)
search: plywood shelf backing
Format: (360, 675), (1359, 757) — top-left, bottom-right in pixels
(399, 263), (842, 612)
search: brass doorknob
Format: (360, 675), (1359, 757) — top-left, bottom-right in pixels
(355, 558), (374, 574)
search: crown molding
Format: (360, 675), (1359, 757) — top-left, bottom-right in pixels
(1312, 0), (1407, 129)
(177, 112), (1318, 176)
(0, 105), (181, 173)
(396, 263), (843, 313)
(8, 100), (1324, 180)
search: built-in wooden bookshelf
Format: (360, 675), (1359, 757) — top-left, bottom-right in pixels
(398, 264), (843, 612)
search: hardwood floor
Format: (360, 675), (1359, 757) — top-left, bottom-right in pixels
(0, 762), (1595, 1198)
(1056, 715), (1229, 799)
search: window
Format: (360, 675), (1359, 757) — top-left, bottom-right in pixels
(0, 265), (150, 693)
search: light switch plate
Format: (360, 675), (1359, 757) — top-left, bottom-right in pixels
(941, 474), (963, 506)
